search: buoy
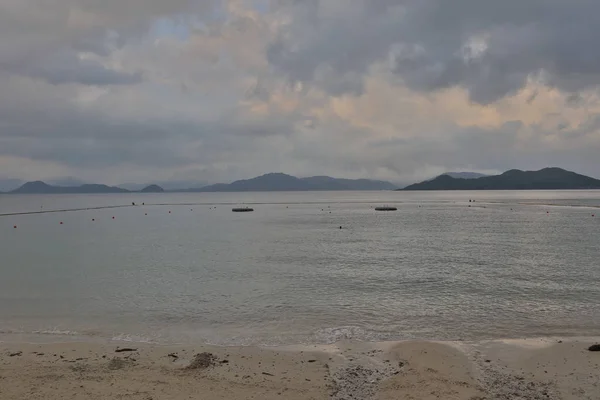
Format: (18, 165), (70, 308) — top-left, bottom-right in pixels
(375, 206), (397, 211)
(145, 213), (147, 215)
(168, 211), (171, 214)
(547, 211), (549, 214)
(92, 218), (95, 221)
(339, 226), (342, 229)
(13, 225), (17, 229)
(190, 209), (193, 211)
(112, 216), (115, 219)
(60, 221), (63, 225)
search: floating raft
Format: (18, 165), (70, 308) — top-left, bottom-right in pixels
(232, 207), (254, 212)
(375, 206), (397, 211)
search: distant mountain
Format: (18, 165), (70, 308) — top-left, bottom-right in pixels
(6, 174), (398, 194)
(11, 181), (129, 194)
(403, 168), (600, 190)
(185, 173), (397, 192)
(140, 184), (164, 193)
(442, 172), (489, 179)
(187, 173), (314, 192)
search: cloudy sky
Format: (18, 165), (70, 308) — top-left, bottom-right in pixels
(2, 0), (600, 185)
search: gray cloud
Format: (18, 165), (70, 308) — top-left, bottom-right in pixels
(1, 0), (600, 184)
(268, 0), (600, 103)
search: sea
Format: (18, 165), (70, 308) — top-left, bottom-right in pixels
(1, 191), (599, 346)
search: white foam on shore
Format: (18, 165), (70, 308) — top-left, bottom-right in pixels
(33, 328), (81, 336)
(110, 333), (158, 344)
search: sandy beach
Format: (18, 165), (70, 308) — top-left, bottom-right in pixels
(1, 337), (599, 399)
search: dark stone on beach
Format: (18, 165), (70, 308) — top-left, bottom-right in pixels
(485, 359), (492, 363)
(262, 372), (274, 376)
(9, 351), (22, 357)
(308, 359), (317, 363)
(220, 359), (229, 364)
(186, 352), (217, 370)
(115, 348), (137, 353)
(588, 344), (600, 351)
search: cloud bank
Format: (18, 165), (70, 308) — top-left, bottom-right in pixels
(1, 0), (600, 184)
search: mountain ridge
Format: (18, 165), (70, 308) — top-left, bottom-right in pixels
(3, 173), (397, 194)
(183, 173), (397, 192)
(403, 167), (600, 190)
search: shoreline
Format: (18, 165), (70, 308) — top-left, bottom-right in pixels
(2, 336), (599, 399)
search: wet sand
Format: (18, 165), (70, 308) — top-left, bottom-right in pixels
(1, 337), (599, 399)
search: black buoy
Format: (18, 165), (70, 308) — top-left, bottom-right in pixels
(132, 202), (135, 206)
(339, 226), (342, 229)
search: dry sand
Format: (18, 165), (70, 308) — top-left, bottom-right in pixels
(1, 337), (599, 399)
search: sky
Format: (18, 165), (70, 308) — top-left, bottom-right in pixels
(2, 0), (600, 185)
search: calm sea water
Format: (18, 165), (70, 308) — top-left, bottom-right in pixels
(1, 191), (599, 345)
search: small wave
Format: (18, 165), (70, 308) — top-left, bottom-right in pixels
(0, 328), (80, 336)
(32, 328), (80, 336)
(313, 326), (369, 344)
(110, 333), (158, 344)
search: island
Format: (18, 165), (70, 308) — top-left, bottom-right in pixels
(402, 168), (600, 190)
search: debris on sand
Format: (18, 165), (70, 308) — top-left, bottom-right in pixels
(115, 348), (137, 353)
(186, 352), (218, 370)
(588, 344), (600, 352)
(9, 351), (22, 357)
(330, 363), (400, 400)
(477, 359), (560, 399)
